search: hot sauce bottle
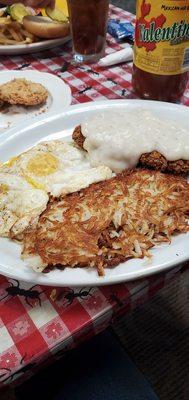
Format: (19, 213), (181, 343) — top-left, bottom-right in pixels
(132, 0), (189, 102)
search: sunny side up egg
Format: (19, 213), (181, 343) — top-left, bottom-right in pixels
(2, 141), (87, 192)
(2, 141), (112, 196)
(0, 141), (112, 239)
(0, 173), (48, 238)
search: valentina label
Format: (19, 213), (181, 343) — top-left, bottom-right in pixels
(134, 0), (189, 75)
(139, 20), (189, 43)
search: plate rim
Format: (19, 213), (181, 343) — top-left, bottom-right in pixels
(0, 98), (188, 286)
(0, 69), (72, 135)
(0, 36), (71, 55)
(0, 252), (185, 287)
(1, 98), (188, 145)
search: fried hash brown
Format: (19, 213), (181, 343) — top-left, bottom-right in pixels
(0, 79), (48, 106)
(22, 169), (189, 276)
(72, 125), (189, 174)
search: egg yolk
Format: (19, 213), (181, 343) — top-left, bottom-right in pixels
(24, 175), (45, 190)
(27, 153), (59, 176)
(0, 184), (9, 194)
(5, 155), (20, 167)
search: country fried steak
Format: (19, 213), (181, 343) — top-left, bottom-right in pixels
(72, 125), (189, 174)
(22, 169), (189, 276)
(73, 125), (85, 148)
(0, 79), (48, 106)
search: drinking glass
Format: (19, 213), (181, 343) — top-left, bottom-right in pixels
(67, 0), (110, 63)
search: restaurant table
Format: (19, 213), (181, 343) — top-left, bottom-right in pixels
(0, 4), (189, 388)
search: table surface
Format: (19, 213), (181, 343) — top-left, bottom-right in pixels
(0, 5), (188, 387)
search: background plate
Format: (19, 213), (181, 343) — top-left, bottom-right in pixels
(0, 99), (188, 286)
(0, 70), (71, 134)
(0, 36), (70, 55)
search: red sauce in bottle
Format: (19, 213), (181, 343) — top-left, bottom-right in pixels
(132, 0), (189, 102)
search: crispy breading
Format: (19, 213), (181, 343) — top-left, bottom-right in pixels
(72, 125), (189, 174)
(140, 151), (189, 174)
(22, 169), (189, 276)
(72, 125), (85, 149)
(0, 78), (48, 106)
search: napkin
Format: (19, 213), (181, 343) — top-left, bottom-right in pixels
(98, 47), (133, 67)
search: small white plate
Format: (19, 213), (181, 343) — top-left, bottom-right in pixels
(0, 99), (188, 287)
(0, 36), (70, 55)
(0, 70), (71, 134)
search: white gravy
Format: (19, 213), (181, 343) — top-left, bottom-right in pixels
(81, 109), (189, 172)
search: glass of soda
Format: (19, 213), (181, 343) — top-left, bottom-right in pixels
(67, 0), (110, 63)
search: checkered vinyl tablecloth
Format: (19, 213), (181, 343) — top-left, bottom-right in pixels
(0, 5), (188, 105)
(0, 5), (189, 387)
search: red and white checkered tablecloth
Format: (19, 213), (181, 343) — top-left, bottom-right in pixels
(0, 5), (188, 387)
(0, 5), (188, 105)
(0, 267), (184, 386)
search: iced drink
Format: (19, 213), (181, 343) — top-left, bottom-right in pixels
(67, 0), (109, 63)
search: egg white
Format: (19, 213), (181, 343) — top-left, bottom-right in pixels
(1, 140), (112, 196)
(2, 141), (88, 191)
(0, 140), (112, 238)
(0, 174), (48, 238)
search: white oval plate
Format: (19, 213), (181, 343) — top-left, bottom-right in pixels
(0, 70), (71, 134)
(0, 99), (188, 287)
(0, 36), (70, 55)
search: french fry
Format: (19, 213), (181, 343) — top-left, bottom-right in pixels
(0, 9), (6, 18)
(20, 28), (34, 40)
(0, 17), (11, 24)
(0, 36), (21, 44)
(8, 27), (22, 41)
(0, 15), (38, 45)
